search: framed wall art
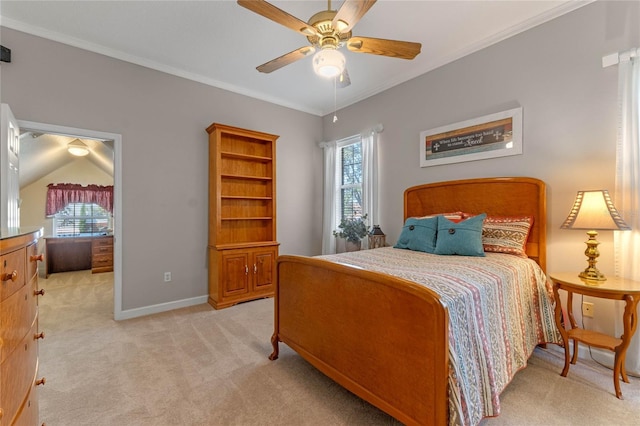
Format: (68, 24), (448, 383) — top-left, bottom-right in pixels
(420, 107), (523, 167)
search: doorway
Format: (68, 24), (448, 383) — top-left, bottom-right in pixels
(17, 119), (123, 319)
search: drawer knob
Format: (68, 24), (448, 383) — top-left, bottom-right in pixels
(30, 254), (44, 262)
(36, 377), (46, 386)
(34, 288), (45, 296)
(2, 270), (17, 282)
(34, 331), (45, 340)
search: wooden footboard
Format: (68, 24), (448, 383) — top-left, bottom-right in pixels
(270, 255), (449, 426)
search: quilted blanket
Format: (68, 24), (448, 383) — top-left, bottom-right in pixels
(319, 247), (562, 426)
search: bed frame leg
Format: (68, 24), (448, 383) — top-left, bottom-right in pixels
(269, 333), (279, 360)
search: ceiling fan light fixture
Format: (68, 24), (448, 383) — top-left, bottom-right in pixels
(67, 138), (90, 156)
(313, 48), (345, 78)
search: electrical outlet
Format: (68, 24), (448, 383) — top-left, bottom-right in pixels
(582, 301), (594, 318)
(164, 272), (171, 282)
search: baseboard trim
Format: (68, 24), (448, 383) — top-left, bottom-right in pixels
(115, 295), (209, 320)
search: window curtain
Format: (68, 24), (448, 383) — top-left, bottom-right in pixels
(613, 47), (640, 374)
(614, 48), (640, 280)
(46, 183), (114, 216)
(361, 128), (380, 249)
(321, 141), (337, 254)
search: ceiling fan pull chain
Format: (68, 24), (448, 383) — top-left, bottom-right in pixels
(333, 76), (338, 123)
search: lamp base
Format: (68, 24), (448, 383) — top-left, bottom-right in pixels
(579, 268), (607, 281)
(579, 230), (607, 281)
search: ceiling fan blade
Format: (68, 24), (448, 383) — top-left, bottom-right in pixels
(337, 68), (351, 88)
(237, 0), (319, 37)
(346, 36), (421, 60)
(256, 46), (316, 73)
(332, 0), (377, 33)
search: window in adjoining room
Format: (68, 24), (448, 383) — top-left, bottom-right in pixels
(53, 202), (112, 237)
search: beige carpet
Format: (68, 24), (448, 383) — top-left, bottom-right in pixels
(38, 270), (640, 425)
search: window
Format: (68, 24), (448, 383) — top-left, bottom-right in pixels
(53, 202), (112, 237)
(322, 129), (378, 254)
(338, 140), (363, 221)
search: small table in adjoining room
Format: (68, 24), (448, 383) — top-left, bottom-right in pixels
(550, 272), (640, 399)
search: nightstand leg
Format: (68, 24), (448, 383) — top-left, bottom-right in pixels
(613, 351), (623, 399)
(553, 285), (571, 377)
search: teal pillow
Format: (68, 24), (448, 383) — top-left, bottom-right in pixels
(435, 213), (487, 256)
(394, 217), (438, 253)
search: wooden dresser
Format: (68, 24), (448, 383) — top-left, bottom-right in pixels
(91, 236), (114, 274)
(206, 123), (279, 309)
(0, 227), (45, 425)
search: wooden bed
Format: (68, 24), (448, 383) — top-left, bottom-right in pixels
(269, 177), (548, 425)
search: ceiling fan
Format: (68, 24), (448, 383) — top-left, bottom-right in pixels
(237, 0), (422, 87)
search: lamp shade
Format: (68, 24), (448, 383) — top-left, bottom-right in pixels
(67, 139), (90, 156)
(312, 49), (345, 78)
(561, 190), (630, 231)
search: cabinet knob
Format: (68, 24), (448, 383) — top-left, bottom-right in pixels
(34, 288), (45, 296)
(34, 331), (45, 340)
(36, 377), (46, 386)
(30, 254), (44, 262)
(2, 270), (17, 282)
(245, 265), (249, 275)
(254, 264), (257, 274)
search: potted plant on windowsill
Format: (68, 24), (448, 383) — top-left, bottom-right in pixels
(333, 214), (369, 252)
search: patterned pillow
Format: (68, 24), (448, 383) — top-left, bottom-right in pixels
(434, 213), (486, 256)
(394, 216), (438, 253)
(482, 215), (533, 257)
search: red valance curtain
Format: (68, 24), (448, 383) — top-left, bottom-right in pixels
(46, 183), (114, 216)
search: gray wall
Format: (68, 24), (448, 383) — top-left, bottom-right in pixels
(0, 28), (323, 311)
(323, 0), (639, 278)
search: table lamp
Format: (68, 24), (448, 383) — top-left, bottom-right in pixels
(561, 190), (630, 281)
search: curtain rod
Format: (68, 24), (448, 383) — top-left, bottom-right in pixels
(318, 123), (384, 148)
(602, 47), (639, 68)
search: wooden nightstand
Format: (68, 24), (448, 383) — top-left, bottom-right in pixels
(550, 272), (640, 399)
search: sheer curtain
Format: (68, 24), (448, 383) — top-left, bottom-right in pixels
(614, 47), (640, 374)
(614, 48), (640, 280)
(321, 141), (337, 254)
(361, 127), (380, 246)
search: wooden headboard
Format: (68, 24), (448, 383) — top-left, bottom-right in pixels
(404, 177), (547, 271)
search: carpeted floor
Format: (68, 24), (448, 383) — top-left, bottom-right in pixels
(38, 270), (640, 425)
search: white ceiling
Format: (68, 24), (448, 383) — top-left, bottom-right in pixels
(18, 131), (114, 188)
(1, 0), (592, 117)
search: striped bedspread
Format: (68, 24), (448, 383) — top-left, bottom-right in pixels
(318, 247), (562, 426)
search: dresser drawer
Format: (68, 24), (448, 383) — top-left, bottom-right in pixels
(1, 247), (26, 302)
(0, 279), (38, 363)
(92, 236), (113, 251)
(0, 318), (39, 425)
(26, 242), (41, 283)
(11, 380), (39, 426)
(92, 253), (113, 267)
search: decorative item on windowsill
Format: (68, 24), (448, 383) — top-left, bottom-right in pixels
(333, 214), (369, 252)
(561, 189), (631, 281)
(368, 225), (386, 249)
